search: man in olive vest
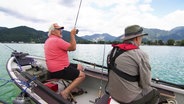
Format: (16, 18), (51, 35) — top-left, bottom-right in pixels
(106, 25), (160, 104)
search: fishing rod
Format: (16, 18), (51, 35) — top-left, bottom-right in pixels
(152, 78), (184, 89)
(73, 58), (184, 90)
(74, 0), (83, 34)
(73, 58), (108, 69)
(0, 42), (17, 52)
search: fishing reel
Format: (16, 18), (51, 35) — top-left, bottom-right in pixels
(13, 92), (32, 104)
(76, 29), (79, 34)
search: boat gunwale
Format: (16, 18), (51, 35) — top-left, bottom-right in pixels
(6, 56), (71, 104)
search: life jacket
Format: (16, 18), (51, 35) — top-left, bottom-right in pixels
(107, 43), (140, 82)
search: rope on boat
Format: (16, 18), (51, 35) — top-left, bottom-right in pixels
(0, 78), (14, 87)
(0, 77), (37, 93)
(1, 52), (37, 91)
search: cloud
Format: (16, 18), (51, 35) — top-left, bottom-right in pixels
(76, 0), (156, 36)
(58, 0), (75, 6)
(162, 10), (184, 30)
(0, 0), (184, 36)
(0, 7), (47, 23)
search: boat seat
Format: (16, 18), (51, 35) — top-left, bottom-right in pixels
(44, 78), (77, 103)
(84, 68), (108, 81)
(157, 88), (175, 99)
(44, 78), (87, 104)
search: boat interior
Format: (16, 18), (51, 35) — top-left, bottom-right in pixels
(8, 53), (183, 104)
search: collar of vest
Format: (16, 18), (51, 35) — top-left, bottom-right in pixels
(112, 43), (138, 51)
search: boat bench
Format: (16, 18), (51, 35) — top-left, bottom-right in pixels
(157, 88), (175, 99)
(44, 78), (77, 103)
(84, 67), (108, 81)
(44, 78), (87, 104)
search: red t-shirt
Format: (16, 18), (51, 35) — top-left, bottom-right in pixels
(44, 35), (70, 72)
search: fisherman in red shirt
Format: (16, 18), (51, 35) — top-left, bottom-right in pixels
(44, 23), (85, 99)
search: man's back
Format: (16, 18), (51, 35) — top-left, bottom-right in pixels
(107, 49), (153, 103)
(44, 35), (70, 72)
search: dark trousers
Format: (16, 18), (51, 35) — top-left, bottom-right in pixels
(119, 89), (160, 104)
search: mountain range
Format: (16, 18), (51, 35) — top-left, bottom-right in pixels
(0, 26), (184, 43)
(0, 26), (87, 43)
(83, 26), (184, 42)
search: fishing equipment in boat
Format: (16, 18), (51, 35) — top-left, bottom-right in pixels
(13, 92), (32, 104)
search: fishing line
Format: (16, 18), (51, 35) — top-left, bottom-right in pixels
(97, 41), (106, 99)
(1, 42), (44, 58)
(0, 42), (16, 52)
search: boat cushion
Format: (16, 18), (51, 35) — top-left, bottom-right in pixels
(44, 82), (58, 92)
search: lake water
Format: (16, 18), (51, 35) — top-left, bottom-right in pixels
(0, 43), (184, 103)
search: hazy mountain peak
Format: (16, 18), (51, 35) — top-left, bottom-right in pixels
(81, 33), (117, 42)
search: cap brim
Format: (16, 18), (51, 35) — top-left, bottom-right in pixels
(122, 33), (148, 41)
(58, 26), (64, 29)
(55, 26), (64, 30)
(142, 33), (148, 36)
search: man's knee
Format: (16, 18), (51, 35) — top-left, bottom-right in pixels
(78, 71), (85, 79)
(77, 64), (84, 71)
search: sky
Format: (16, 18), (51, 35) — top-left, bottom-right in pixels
(0, 0), (184, 37)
